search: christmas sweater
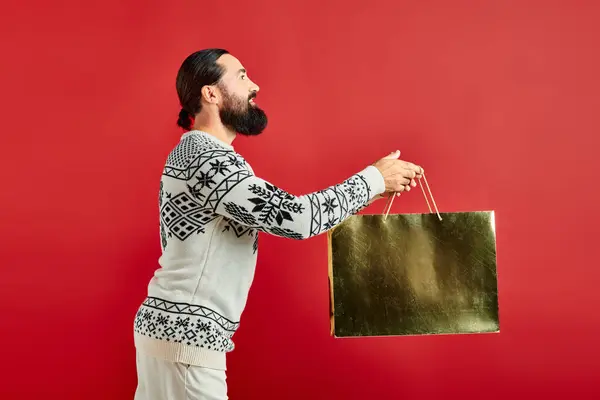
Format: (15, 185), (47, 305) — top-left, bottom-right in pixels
(133, 130), (385, 370)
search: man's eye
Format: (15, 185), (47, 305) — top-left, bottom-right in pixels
(241, 75), (247, 80)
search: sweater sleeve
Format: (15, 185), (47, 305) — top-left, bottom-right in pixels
(187, 151), (386, 240)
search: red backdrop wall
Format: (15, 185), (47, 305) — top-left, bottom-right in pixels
(2, 1), (599, 399)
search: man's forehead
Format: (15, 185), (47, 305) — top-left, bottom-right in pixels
(218, 54), (245, 74)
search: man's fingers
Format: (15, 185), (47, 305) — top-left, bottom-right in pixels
(397, 164), (424, 179)
(394, 167), (416, 179)
(396, 176), (411, 185)
(399, 160), (424, 175)
(380, 156), (424, 194)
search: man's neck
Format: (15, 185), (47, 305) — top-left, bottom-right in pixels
(192, 122), (236, 146)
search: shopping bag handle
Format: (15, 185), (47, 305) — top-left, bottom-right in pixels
(383, 172), (442, 221)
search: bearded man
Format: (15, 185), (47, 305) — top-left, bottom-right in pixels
(132, 48), (423, 400)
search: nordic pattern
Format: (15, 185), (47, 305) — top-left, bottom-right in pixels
(306, 174), (372, 236)
(159, 136), (256, 249)
(159, 132), (374, 244)
(160, 192), (220, 240)
(248, 183), (304, 225)
(219, 171), (372, 240)
(163, 134), (228, 180)
(134, 297), (237, 352)
(221, 219), (259, 254)
(164, 134), (246, 181)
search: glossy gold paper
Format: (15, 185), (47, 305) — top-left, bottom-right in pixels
(328, 211), (499, 337)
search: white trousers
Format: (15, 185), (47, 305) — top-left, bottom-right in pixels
(134, 351), (228, 400)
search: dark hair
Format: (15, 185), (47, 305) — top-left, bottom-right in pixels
(175, 48), (230, 130)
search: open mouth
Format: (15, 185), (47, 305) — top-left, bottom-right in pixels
(249, 92), (257, 106)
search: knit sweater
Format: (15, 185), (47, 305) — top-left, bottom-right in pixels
(133, 130), (386, 370)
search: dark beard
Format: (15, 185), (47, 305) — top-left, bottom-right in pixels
(219, 89), (268, 136)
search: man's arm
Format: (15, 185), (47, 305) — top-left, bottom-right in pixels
(189, 152), (385, 240)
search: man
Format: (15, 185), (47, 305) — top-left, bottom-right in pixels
(133, 48), (424, 400)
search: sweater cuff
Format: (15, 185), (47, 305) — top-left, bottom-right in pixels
(358, 165), (386, 198)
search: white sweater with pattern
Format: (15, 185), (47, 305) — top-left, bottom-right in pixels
(133, 130), (385, 370)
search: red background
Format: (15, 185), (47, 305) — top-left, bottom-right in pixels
(1, 1), (599, 399)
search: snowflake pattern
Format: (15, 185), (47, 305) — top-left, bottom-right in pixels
(322, 197), (338, 214)
(159, 132), (374, 245)
(134, 297), (237, 352)
(159, 138), (254, 248)
(219, 170), (373, 240)
(247, 182), (305, 225)
(189, 171), (216, 199)
(145, 132), (378, 354)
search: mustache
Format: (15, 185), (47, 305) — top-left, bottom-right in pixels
(248, 92), (257, 100)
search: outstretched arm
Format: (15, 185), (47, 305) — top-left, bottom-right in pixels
(188, 152), (385, 240)
(188, 149), (423, 239)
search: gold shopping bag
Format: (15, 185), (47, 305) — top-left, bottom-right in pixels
(327, 174), (499, 337)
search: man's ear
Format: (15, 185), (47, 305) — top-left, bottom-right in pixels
(200, 85), (219, 104)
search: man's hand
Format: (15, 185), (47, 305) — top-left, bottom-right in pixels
(372, 150), (423, 195)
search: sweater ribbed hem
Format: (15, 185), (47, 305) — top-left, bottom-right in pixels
(134, 333), (227, 370)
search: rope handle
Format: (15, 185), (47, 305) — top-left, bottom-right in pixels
(383, 172), (442, 221)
